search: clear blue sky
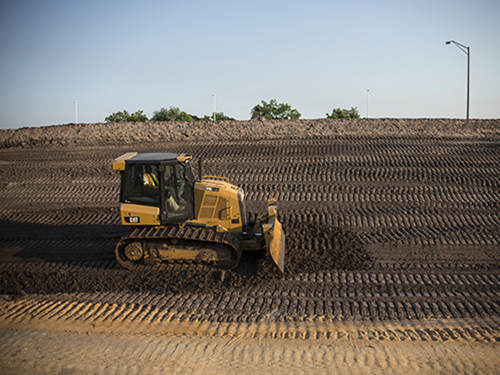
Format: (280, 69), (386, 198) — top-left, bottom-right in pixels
(1, 0), (499, 129)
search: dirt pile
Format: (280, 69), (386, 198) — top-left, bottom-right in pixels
(1, 118), (499, 149)
(0, 221), (370, 296)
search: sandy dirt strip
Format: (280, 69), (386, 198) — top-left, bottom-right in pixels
(1, 317), (500, 375)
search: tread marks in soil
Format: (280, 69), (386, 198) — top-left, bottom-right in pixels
(1, 136), (500, 324)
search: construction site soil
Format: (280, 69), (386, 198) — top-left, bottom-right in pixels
(0, 221), (368, 295)
(1, 119), (500, 373)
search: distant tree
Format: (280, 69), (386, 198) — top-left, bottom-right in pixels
(326, 107), (360, 119)
(127, 110), (148, 122)
(201, 112), (236, 121)
(250, 99), (301, 120)
(151, 106), (195, 121)
(105, 110), (148, 123)
(105, 110), (130, 123)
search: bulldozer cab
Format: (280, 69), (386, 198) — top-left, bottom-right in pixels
(118, 153), (195, 224)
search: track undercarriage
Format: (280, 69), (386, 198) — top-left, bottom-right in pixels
(115, 226), (242, 271)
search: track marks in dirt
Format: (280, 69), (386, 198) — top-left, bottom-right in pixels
(1, 260), (499, 323)
(3, 308), (500, 343)
(2, 279), (500, 328)
(1, 135), (500, 327)
(2, 317), (500, 375)
(0, 220), (370, 294)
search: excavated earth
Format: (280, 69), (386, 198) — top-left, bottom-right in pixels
(1, 119), (500, 373)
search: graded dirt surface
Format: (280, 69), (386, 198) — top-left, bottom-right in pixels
(2, 318), (500, 375)
(1, 119), (500, 373)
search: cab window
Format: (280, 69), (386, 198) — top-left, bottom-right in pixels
(163, 163), (193, 219)
(122, 164), (160, 206)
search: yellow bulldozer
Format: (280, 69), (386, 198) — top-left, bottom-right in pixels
(112, 152), (285, 272)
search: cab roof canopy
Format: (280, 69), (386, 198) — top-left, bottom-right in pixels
(112, 152), (192, 170)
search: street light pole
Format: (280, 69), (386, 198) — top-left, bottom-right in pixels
(367, 89), (370, 118)
(445, 40), (470, 120)
(213, 94), (216, 122)
(74, 100), (78, 124)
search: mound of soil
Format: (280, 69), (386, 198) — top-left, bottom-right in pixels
(0, 221), (371, 296)
(1, 118), (499, 149)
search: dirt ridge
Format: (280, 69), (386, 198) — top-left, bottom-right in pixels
(1, 118), (499, 149)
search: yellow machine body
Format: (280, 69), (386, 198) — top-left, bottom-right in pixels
(112, 152), (285, 272)
(117, 178), (244, 231)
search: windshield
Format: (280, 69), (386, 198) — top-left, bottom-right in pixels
(121, 164), (160, 207)
(163, 163), (193, 220)
(121, 162), (194, 221)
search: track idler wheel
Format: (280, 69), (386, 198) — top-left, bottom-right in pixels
(123, 242), (143, 262)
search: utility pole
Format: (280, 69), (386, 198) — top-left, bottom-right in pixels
(367, 89), (370, 118)
(213, 94), (216, 121)
(74, 100), (78, 124)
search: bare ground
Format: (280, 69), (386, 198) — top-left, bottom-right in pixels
(1, 119), (500, 373)
(2, 318), (500, 375)
(1, 118), (499, 149)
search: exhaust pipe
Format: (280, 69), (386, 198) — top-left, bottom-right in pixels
(198, 156), (203, 181)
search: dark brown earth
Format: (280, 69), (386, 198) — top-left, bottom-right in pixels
(0, 119), (499, 325)
(0, 212), (370, 296)
(1, 119), (500, 375)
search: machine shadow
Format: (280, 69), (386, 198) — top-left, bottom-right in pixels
(0, 219), (127, 268)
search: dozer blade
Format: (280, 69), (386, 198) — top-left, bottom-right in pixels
(262, 202), (286, 273)
(268, 218), (285, 272)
